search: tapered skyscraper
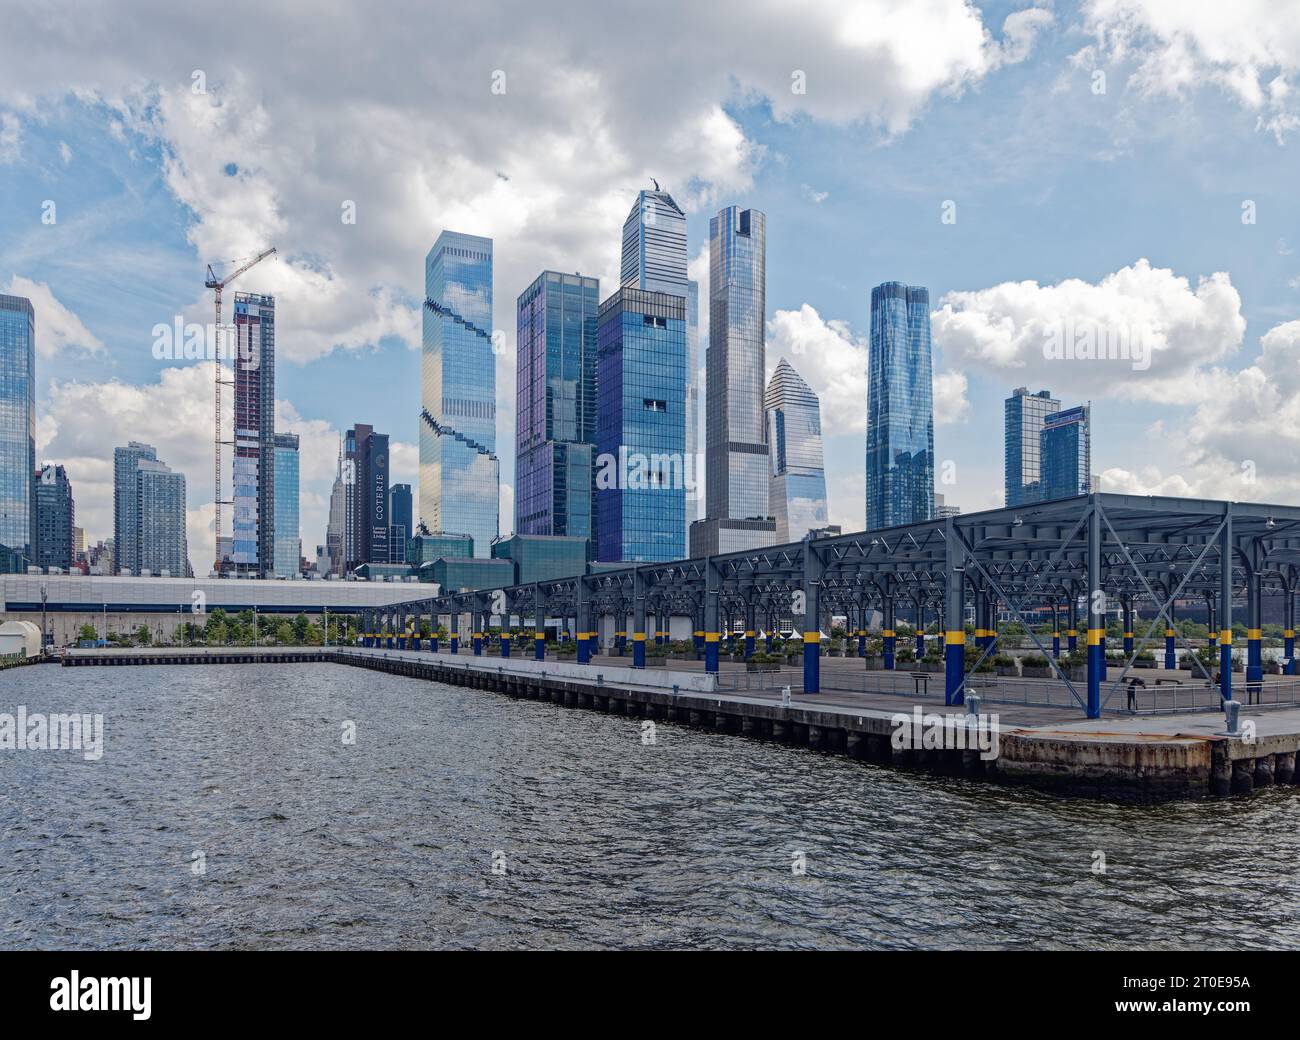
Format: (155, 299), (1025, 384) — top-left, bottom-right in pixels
(421, 231), (500, 557)
(620, 186), (699, 537)
(690, 206), (775, 556)
(765, 359), (829, 542)
(866, 282), (933, 529)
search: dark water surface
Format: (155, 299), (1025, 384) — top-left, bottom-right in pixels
(2, 663), (1298, 950)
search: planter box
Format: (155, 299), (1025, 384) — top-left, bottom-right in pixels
(995, 665), (1019, 677)
(746, 661), (781, 673)
(1021, 665), (1052, 679)
(642, 656), (668, 668)
(827, 649), (844, 657)
(919, 661), (944, 673)
(864, 658), (883, 671)
(1133, 659), (1156, 669)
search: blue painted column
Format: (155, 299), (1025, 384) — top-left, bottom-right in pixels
(633, 567), (647, 669)
(1122, 599), (1133, 657)
(915, 599), (926, 660)
(472, 611), (483, 655)
(449, 610), (459, 655)
(857, 603), (867, 658)
(1164, 626), (1176, 671)
(705, 631), (720, 674)
(1086, 500), (1102, 719)
(633, 632), (646, 668)
(429, 633), (438, 653)
(802, 546), (823, 694)
(944, 518), (966, 706)
(1246, 562), (1262, 696)
(1285, 588), (1296, 675)
(535, 630), (546, 662)
(882, 597), (895, 671)
(1219, 508), (1233, 703)
(500, 630), (511, 658)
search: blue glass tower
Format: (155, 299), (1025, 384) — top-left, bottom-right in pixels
(515, 271), (599, 544)
(422, 231), (500, 557)
(866, 282), (933, 529)
(1040, 405), (1091, 501)
(272, 432), (299, 577)
(1004, 387), (1060, 507)
(0, 294), (35, 570)
(595, 288), (687, 563)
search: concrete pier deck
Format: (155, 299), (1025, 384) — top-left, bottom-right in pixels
(50, 645), (1300, 802)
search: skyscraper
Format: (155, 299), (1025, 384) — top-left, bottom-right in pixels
(691, 206), (776, 556)
(113, 441), (157, 574)
(421, 231), (499, 557)
(346, 424), (389, 569)
(34, 464), (74, 570)
(135, 458), (191, 577)
(765, 358), (829, 543)
(1040, 405), (1092, 501)
(389, 482), (412, 564)
(595, 287), (687, 563)
(232, 291), (276, 575)
(272, 432), (299, 577)
(515, 271), (599, 546)
(620, 187), (699, 529)
(1004, 387), (1060, 507)
(866, 281), (933, 529)
(0, 294), (35, 571)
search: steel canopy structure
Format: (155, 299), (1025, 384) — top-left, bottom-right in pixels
(361, 493), (1300, 718)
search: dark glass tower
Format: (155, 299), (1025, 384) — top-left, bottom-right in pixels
(515, 271), (599, 546)
(866, 282), (933, 529)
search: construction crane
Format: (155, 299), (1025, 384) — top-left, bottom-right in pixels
(204, 246), (276, 574)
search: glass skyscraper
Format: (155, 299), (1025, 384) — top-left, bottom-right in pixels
(691, 206), (775, 556)
(1004, 387), (1060, 507)
(232, 292), (276, 575)
(421, 231), (499, 558)
(765, 358), (829, 543)
(620, 187), (699, 539)
(389, 482), (412, 563)
(35, 464), (74, 570)
(114, 441), (157, 575)
(0, 294), (35, 570)
(866, 281), (933, 529)
(1040, 405), (1092, 501)
(515, 271), (599, 545)
(595, 288), (687, 563)
(272, 432), (299, 577)
(135, 459), (191, 577)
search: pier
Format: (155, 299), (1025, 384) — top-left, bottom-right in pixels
(53, 643), (1300, 802)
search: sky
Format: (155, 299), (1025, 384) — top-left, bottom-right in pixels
(1, 0), (1298, 572)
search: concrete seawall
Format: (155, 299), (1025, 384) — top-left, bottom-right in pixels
(50, 645), (1300, 803)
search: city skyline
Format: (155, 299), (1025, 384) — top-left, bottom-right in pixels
(2, 2), (1298, 575)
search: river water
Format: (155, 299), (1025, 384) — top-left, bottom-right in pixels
(3, 662), (1298, 950)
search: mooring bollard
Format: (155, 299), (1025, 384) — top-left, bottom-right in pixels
(782, 685), (792, 707)
(1224, 699), (1241, 735)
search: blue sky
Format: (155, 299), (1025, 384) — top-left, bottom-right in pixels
(1, 0), (1298, 570)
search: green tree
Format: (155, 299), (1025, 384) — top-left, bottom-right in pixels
(293, 613), (310, 643)
(78, 623), (97, 642)
(135, 623), (151, 646)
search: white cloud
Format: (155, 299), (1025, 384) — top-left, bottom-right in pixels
(800, 184), (829, 205)
(1102, 320), (1300, 501)
(58, 140), (73, 164)
(3, 275), (104, 356)
(0, 0), (1048, 365)
(1079, 0), (1300, 142)
(0, 112), (21, 163)
(931, 258), (1245, 401)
